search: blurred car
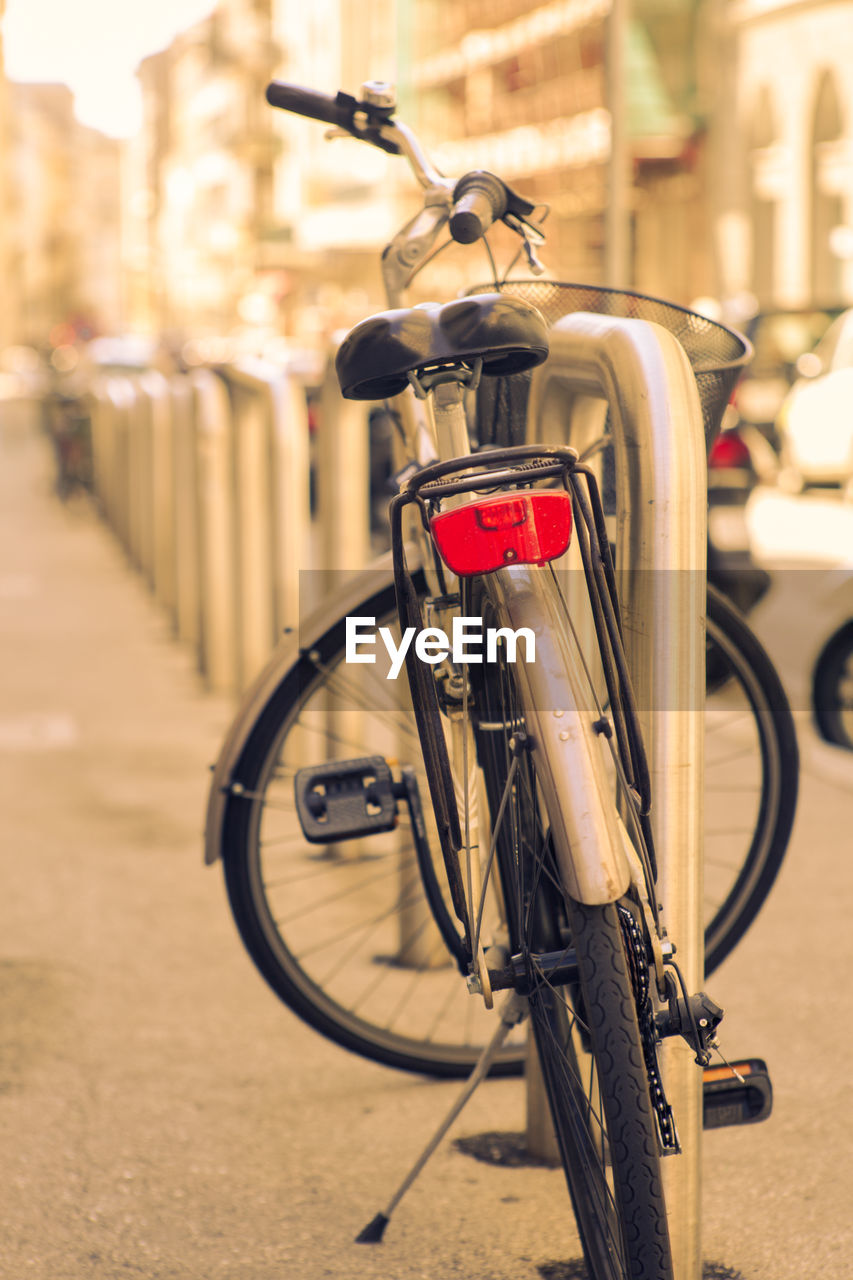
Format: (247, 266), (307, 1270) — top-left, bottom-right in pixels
(706, 306), (838, 529)
(84, 334), (159, 375)
(732, 305), (842, 444)
(704, 306), (845, 611)
(774, 308), (853, 490)
(707, 423), (773, 616)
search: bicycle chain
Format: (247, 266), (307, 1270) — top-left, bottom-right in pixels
(617, 905), (679, 1153)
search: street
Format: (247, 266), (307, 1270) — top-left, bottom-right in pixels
(1, 401), (852, 1279)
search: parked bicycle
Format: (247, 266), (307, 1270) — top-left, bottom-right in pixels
(206, 80), (797, 1280)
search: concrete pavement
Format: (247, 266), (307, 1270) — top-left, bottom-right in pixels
(1, 398), (851, 1279)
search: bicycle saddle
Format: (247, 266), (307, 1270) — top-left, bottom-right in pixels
(335, 293), (549, 400)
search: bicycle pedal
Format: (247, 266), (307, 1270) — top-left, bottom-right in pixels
(702, 1058), (772, 1129)
(294, 756), (398, 842)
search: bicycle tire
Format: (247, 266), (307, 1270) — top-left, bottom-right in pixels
(703, 583), (799, 975)
(470, 575), (673, 1280)
(812, 620), (853, 750)
(217, 575), (523, 1078)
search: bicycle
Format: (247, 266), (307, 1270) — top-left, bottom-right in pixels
(205, 80), (794, 1279)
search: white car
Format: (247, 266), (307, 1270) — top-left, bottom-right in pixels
(775, 308), (853, 489)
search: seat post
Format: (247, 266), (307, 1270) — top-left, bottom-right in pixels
(406, 361), (480, 507)
(430, 378), (472, 467)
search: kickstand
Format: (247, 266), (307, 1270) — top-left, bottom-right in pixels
(355, 990), (528, 1243)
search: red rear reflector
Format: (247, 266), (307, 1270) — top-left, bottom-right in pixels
(430, 491), (572, 575)
(709, 430), (751, 469)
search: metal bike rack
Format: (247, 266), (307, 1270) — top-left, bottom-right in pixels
(169, 375), (202, 650)
(193, 368), (239, 694)
(527, 313), (707, 1280)
(317, 357), (371, 580)
(90, 376), (136, 555)
(217, 360), (311, 689)
(140, 370), (177, 615)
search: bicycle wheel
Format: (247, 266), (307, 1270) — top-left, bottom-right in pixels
(213, 570), (796, 1075)
(703, 583), (799, 975)
(812, 620), (853, 750)
(217, 576), (524, 1078)
(470, 577), (673, 1280)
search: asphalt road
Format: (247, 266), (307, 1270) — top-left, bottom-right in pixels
(1, 400), (851, 1279)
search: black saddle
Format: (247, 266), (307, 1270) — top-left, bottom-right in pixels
(335, 293), (549, 400)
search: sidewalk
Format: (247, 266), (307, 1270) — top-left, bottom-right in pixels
(1, 400), (850, 1279)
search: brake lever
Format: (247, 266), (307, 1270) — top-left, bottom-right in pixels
(503, 212), (547, 276)
(323, 122), (403, 156)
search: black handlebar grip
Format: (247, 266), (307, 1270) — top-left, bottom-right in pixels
(449, 171), (508, 244)
(265, 81), (354, 130)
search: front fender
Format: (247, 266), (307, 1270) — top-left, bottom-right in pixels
(204, 552), (419, 865)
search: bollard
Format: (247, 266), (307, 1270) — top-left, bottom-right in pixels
(170, 375), (202, 649)
(264, 364), (310, 635)
(140, 370), (176, 614)
(317, 356), (371, 583)
(526, 314), (707, 1280)
(126, 377), (151, 579)
(88, 379), (118, 525)
(193, 368), (238, 695)
(218, 360), (310, 689)
(103, 376), (136, 556)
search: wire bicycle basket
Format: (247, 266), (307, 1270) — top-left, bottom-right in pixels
(470, 280), (752, 451)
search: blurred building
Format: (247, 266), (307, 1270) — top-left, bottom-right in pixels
(0, 0), (19, 350)
(714, 0), (853, 311)
(5, 81), (122, 346)
(122, 0), (722, 353)
(409, 0), (714, 302)
(128, 0), (280, 347)
(264, 0), (405, 341)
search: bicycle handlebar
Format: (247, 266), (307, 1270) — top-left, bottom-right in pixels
(265, 80), (403, 156)
(265, 81), (355, 128)
(449, 172), (508, 244)
(265, 78), (545, 267)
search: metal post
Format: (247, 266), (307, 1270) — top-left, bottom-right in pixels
(107, 376), (135, 556)
(317, 356), (371, 578)
(193, 368), (238, 695)
(527, 313), (707, 1280)
(218, 367), (276, 690)
(127, 378), (152, 580)
(170, 375), (201, 649)
(221, 359), (311, 682)
(89, 379), (121, 529)
(141, 370), (176, 614)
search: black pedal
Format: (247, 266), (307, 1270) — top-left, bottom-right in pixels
(702, 1058), (773, 1129)
(294, 756), (398, 842)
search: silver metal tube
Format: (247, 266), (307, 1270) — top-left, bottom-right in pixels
(382, 118), (452, 191)
(527, 313), (707, 1280)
